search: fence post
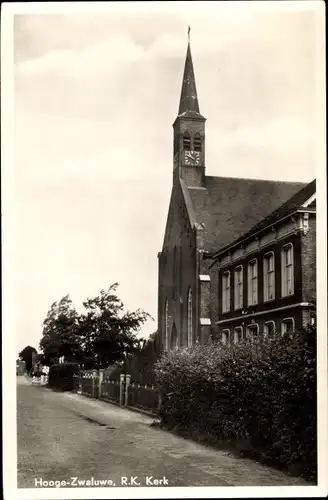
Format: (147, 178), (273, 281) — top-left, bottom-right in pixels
(98, 369), (104, 399)
(125, 374), (131, 406)
(77, 372), (82, 395)
(92, 370), (98, 398)
(119, 374), (125, 406)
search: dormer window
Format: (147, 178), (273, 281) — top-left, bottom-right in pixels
(194, 133), (202, 152)
(183, 132), (191, 151)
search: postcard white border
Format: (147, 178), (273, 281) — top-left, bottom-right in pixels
(2, 1), (327, 499)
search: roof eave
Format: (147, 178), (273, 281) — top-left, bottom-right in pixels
(210, 208), (301, 261)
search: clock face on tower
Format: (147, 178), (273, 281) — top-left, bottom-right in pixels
(184, 150), (201, 166)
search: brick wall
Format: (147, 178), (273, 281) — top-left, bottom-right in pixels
(300, 213), (316, 303)
(158, 180), (198, 349)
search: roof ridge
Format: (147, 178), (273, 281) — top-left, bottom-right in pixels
(205, 175), (307, 184)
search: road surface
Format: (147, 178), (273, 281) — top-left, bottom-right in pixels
(17, 376), (308, 488)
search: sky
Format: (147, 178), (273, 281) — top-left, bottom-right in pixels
(7, 1), (323, 354)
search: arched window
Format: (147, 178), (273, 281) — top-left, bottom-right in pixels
(233, 327), (243, 344)
(173, 246), (177, 296)
(194, 133), (202, 152)
(171, 323), (178, 350)
(183, 132), (191, 151)
(165, 300), (169, 350)
(222, 329), (230, 346)
(187, 288), (193, 346)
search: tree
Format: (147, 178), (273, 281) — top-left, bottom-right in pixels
(76, 283), (151, 369)
(39, 295), (82, 365)
(39, 284), (152, 370)
(19, 345), (37, 373)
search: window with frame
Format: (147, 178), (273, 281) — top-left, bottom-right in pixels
(246, 324), (259, 342)
(282, 318), (295, 335)
(222, 271), (231, 313)
(165, 300), (169, 350)
(264, 321), (275, 338)
(183, 132), (191, 151)
(281, 243), (294, 297)
(233, 327), (243, 344)
(263, 252), (275, 301)
(234, 266), (243, 310)
(222, 330), (230, 346)
(187, 288), (193, 346)
(248, 259), (258, 306)
(194, 133), (202, 152)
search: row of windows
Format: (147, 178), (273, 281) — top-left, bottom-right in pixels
(164, 288), (193, 350)
(222, 243), (294, 313)
(221, 318), (295, 345)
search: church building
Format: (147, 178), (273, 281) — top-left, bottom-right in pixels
(157, 39), (315, 350)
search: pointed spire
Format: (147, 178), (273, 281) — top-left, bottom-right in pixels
(178, 29), (200, 116)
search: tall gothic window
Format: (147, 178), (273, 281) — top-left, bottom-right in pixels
(173, 246), (180, 298)
(165, 300), (169, 350)
(194, 133), (202, 152)
(183, 132), (191, 151)
(187, 288), (193, 346)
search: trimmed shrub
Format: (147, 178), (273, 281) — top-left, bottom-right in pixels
(48, 362), (80, 391)
(154, 325), (316, 481)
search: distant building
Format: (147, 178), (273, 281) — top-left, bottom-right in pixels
(157, 39), (315, 350)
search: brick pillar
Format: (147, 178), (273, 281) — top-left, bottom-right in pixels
(92, 370), (98, 398)
(119, 374), (125, 406)
(125, 374), (131, 406)
(98, 369), (104, 399)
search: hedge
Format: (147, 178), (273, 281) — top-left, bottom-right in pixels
(154, 325), (316, 482)
(48, 362), (80, 391)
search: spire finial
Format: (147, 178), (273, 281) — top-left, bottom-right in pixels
(178, 29), (200, 115)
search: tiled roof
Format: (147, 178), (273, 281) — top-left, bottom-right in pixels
(186, 176), (306, 252)
(210, 178), (316, 256)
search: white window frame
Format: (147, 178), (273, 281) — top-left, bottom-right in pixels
(222, 329), (230, 346)
(281, 243), (294, 297)
(222, 271), (231, 313)
(264, 320), (276, 338)
(246, 323), (259, 342)
(263, 252), (275, 302)
(234, 265), (243, 311)
(233, 327), (243, 344)
(282, 317), (295, 335)
(165, 300), (169, 350)
(247, 259), (258, 306)
(187, 288), (193, 346)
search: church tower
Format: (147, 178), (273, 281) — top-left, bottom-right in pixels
(173, 33), (206, 188)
